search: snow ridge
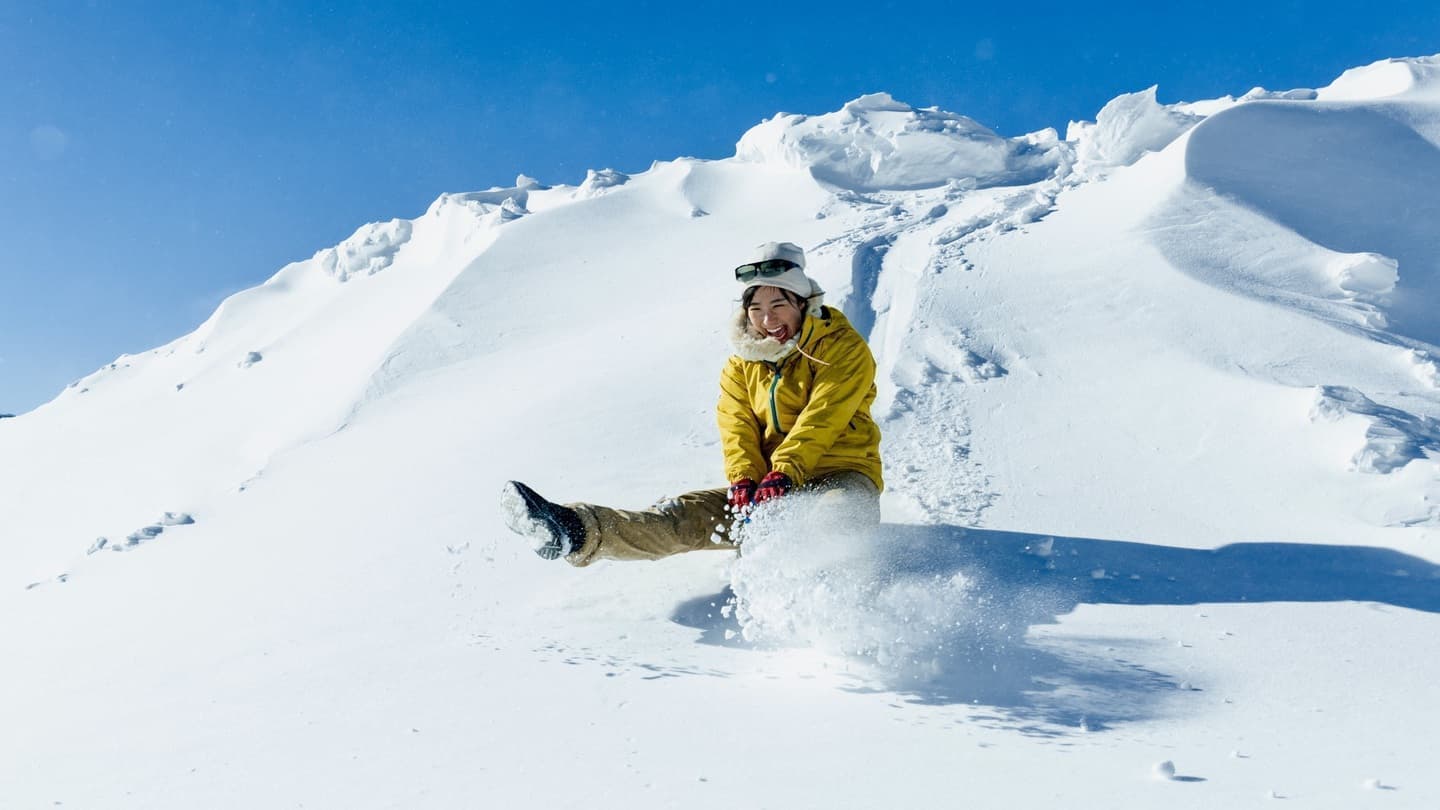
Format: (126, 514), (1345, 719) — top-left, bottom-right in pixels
(1310, 385), (1440, 474)
(315, 219), (415, 282)
(1067, 86), (1202, 171)
(1318, 54), (1440, 101)
(736, 92), (1069, 191)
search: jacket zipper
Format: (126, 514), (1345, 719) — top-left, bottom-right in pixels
(767, 360), (785, 434)
(767, 325), (818, 435)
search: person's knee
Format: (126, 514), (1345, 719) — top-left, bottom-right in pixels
(807, 471), (878, 496)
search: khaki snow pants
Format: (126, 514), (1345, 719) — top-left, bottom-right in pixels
(564, 470), (880, 567)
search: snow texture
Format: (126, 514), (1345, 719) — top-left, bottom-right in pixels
(1068, 86), (1203, 170)
(737, 92), (1067, 191)
(315, 218), (414, 282)
(1309, 385), (1440, 474)
(731, 492), (984, 683)
(574, 168), (630, 198)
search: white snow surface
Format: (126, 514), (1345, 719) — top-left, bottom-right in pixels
(5, 55), (1440, 808)
(737, 92), (1068, 191)
(1068, 86), (1204, 171)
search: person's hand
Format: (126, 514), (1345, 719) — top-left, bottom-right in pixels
(754, 471), (792, 503)
(727, 479), (757, 510)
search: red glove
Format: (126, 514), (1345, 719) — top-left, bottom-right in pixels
(754, 471), (792, 503)
(728, 479), (757, 509)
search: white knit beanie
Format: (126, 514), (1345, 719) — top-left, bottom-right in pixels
(736, 241), (826, 302)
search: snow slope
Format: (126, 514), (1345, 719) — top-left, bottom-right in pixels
(4, 56), (1440, 808)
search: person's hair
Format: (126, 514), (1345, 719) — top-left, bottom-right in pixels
(742, 285), (806, 313)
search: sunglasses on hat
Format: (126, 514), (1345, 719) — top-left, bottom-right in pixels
(734, 259), (798, 282)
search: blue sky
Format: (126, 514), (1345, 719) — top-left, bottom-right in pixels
(3, 1), (1437, 414)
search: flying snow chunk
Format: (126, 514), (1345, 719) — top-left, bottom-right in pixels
(315, 219), (415, 282)
(729, 491), (993, 684)
(1068, 87), (1202, 171)
(736, 92), (1066, 191)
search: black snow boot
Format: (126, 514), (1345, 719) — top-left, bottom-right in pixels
(500, 481), (587, 561)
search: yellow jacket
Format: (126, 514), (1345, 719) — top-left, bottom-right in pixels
(717, 306), (884, 490)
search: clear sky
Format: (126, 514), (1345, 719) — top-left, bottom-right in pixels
(3, 1), (1437, 414)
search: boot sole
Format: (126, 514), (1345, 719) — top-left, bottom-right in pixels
(500, 481), (571, 560)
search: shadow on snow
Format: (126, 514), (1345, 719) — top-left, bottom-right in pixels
(671, 523), (1440, 734)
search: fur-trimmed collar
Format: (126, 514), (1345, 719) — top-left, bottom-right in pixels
(729, 308), (799, 362)
(728, 297), (830, 363)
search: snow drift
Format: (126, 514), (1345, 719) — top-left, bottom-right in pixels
(736, 92), (1068, 191)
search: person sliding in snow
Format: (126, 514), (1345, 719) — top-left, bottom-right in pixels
(502, 241), (883, 565)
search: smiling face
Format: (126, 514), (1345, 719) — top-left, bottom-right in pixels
(746, 286), (805, 343)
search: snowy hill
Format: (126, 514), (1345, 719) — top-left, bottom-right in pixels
(4, 56), (1439, 808)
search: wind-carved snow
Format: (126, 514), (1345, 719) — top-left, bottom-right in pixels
(1178, 93), (1440, 346)
(1240, 87), (1319, 102)
(428, 175), (540, 221)
(736, 92), (1068, 191)
(315, 219), (415, 282)
(91, 512), (195, 556)
(1068, 86), (1203, 171)
(1135, 59), (1440, 532)
(1410, 350), (1440, 388)
(1317, 55), (1440, 102)
(1150, 190), (1402, 335)
(1309, 385), (1440, 474)
(574, 168), (629, 198)
(1329, 252), (1399, 302)
(27, 512), (198, 591)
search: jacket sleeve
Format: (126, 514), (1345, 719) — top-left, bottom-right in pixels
(717, 357), (767, 483)
(768, 333), (875, 486)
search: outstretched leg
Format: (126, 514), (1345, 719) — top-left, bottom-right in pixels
(566, 488), (734, 566)
(501, 481), (736, 566)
